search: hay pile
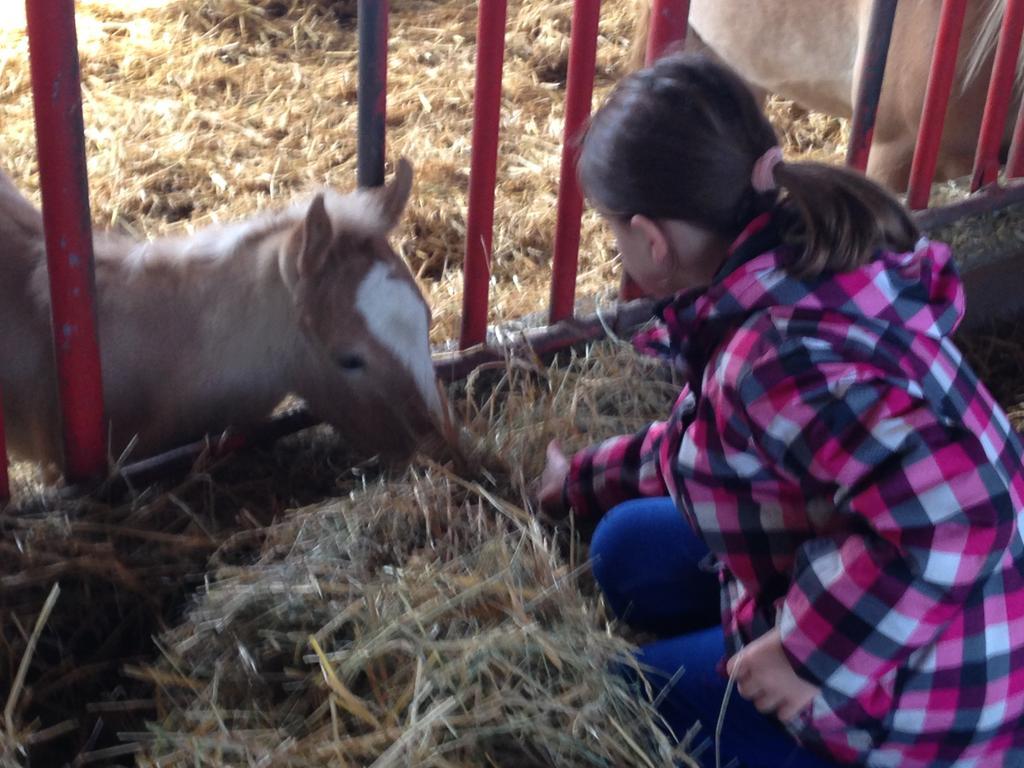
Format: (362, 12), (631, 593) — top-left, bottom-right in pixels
(127, 345), (688, 767)
(1, 425), (376, 765)
(132, 469), (669, 765)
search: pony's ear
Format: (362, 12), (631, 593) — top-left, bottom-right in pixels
(377, 157), (414, 231)
(295, 193), (333, 278)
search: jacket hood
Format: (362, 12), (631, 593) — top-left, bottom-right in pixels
(634, 213), (965, 373)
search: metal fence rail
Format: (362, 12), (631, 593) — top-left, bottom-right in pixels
(24, 0), (107, 485)
(5, 0), (1024, 500)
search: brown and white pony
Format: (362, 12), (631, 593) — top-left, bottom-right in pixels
(632, 0), (1014, 192)
(0, 159), (443, 477)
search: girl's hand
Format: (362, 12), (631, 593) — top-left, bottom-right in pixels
(726, 628), (821, 722)
(536, 440), (571, 520)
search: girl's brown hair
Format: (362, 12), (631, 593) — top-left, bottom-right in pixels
(578, 52), (920, 277)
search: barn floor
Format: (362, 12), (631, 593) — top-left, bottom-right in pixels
(4, 323), (1023, 767)
(3, 1), (1024, 766)
(3, 344), (689, 767)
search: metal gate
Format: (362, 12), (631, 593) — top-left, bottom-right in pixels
(3, 0), (1023, 500)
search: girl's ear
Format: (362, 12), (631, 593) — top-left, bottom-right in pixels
(630, 214), (670, 265)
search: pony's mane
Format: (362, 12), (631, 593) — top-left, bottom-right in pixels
(278, 185), (392, 243)
(962, 0), (1021, 96)
(321, 187), (392, 238)
(125, 183), (392, 267)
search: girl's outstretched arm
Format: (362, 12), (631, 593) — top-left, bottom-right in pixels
(562, 419), (675, 524)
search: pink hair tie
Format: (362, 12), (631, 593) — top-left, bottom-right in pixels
(751, 146), (784, 193)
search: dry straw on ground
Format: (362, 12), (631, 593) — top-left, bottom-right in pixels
(3, 1), (1024, 767)
(2, 342), (696, 767)
(130, 349), (684, 767)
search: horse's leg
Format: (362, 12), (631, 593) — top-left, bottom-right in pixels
(863, 0), (1002, 191)
(865, 139), (916, 193)
(853, 0), (935, 193)
(866, 62), (986, 191)
(627, 0), (651, 71)
(627, 1), (716, 73)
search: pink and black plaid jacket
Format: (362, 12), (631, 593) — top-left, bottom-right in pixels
(566, 214), (1024, 766)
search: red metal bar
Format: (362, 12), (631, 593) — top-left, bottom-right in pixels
(645, 0), (690, 64)
(357, 0), (389, 188)
(907, 0), (969, 209)
(1007, 92), (1024, 177)
(846, 0), (899, 171)
(459, 0), (508, 350)
(1007, 1), (1024, 179)
(971, 0), (1024, 191)
(621, 0), (691, 302)
(549, 0), (602, 324)
(26, 0), (107, 482)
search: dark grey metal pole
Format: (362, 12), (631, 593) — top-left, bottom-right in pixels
(357, 0), (388, 188)
(846, 0), (898, 171)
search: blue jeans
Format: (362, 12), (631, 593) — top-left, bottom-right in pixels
(590, 497), (838, 768)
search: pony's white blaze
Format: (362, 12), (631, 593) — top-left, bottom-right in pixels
(355, 262), (442, 420)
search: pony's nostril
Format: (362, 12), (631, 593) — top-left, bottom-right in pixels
(337, 354), (366, 371)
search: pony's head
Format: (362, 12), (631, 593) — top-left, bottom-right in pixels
(281, 158), (442, 459)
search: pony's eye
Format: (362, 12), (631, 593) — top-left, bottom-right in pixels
(337, 354), (366, 371)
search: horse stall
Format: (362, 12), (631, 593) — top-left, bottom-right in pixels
(2, 0), (1024, 765)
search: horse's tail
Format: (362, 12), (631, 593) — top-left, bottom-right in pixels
(0, 166), (20, 195)
(0, 167), (44, 237)
(627, 0), (651, 71)
(961, 0), (1021, 95)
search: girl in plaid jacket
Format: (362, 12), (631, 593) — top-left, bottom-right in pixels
(537, 53), (1024, 768)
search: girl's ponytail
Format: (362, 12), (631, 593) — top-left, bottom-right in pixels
(772, 161), (920, 277)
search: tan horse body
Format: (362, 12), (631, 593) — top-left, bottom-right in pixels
(634, 0), (1010, 191)
(0, 160), (442, 476)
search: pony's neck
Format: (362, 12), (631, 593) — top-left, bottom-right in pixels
(203, 212), (306, 379)
(124, 210), (308, 405)
(0, 172), (45, 278)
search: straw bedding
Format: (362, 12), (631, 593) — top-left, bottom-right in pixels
(2, 344), (694, 767)
(2, 1), (1024, 766)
